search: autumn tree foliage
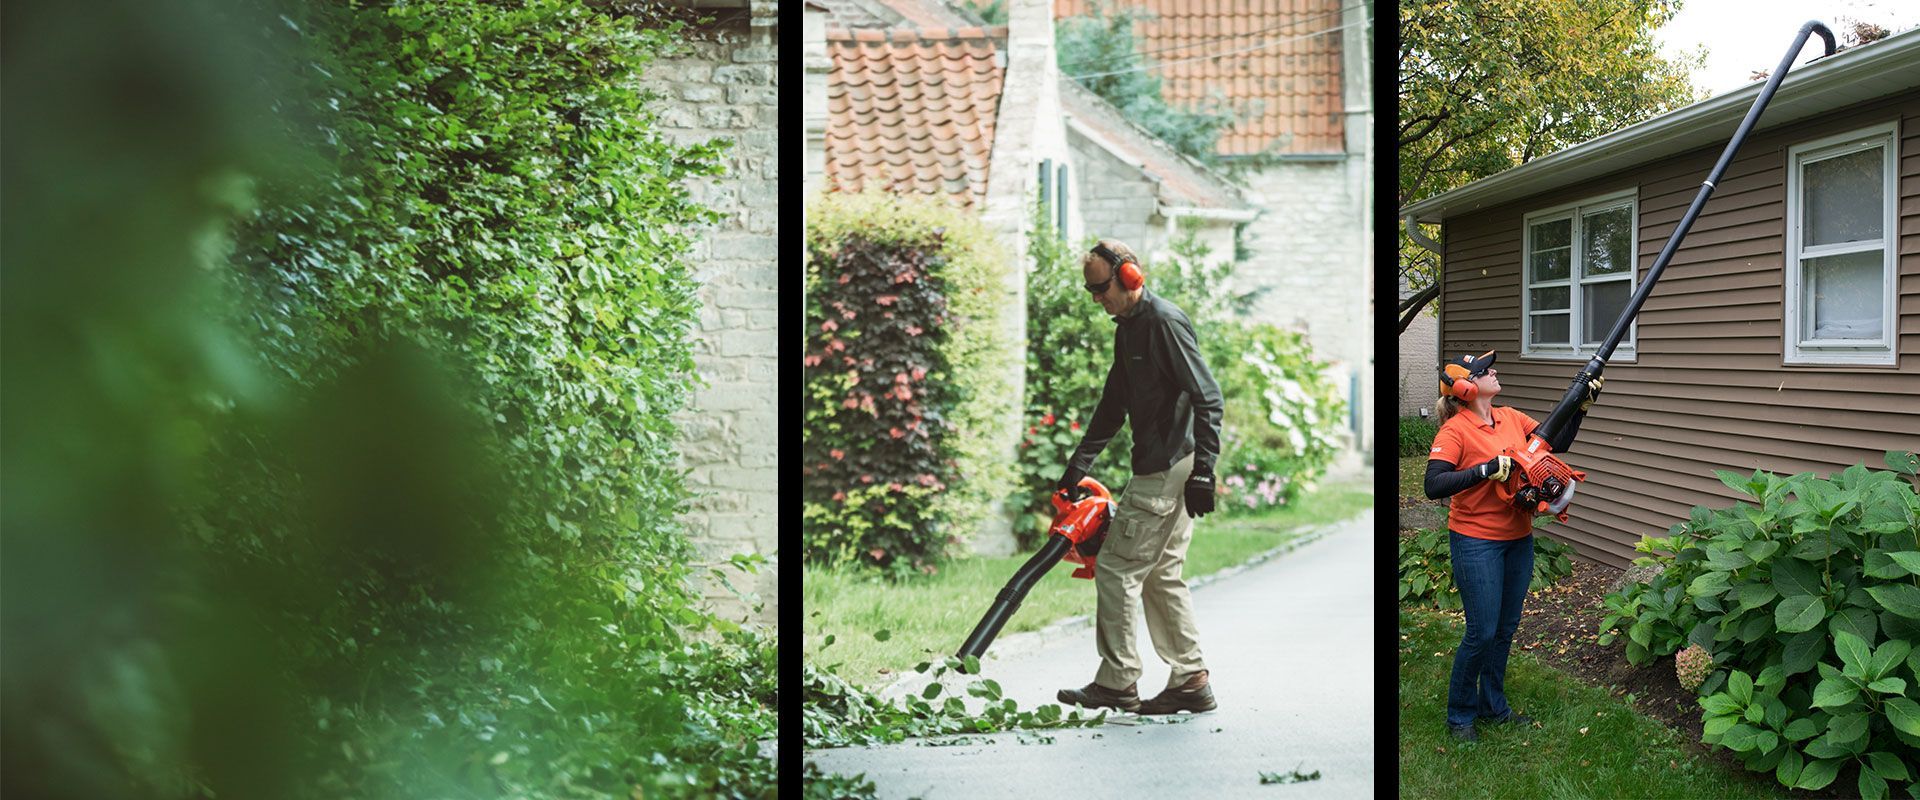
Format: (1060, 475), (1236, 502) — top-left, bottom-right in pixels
(1397, 0), (1701, 329)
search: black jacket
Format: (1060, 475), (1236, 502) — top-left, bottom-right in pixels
(1067, 288), (1225, 478)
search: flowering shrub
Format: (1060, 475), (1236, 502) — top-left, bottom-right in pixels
(803, 192), (1014, 574)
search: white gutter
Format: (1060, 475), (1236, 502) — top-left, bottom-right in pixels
(1400, 26), (1920, 223)
(1403, 215), (1439, 254)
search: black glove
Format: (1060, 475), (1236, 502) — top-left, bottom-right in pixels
(1057, 465), (1090, 503)
(1580, 376), (1605, 412)
(1184, 472), (1216, 518)
(1475, 455), (1514, 482)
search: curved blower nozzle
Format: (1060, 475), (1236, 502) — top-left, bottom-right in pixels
(954, 478), (1115, 669)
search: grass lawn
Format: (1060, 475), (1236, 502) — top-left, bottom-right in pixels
(1398, 608), (1778, 799)
(1400, 455), (1426, 502)
(806, 479), (1372, 689)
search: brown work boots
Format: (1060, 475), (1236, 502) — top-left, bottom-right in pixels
(1137, 670), (1216, 715)
(1057, 670), (1216, 715)
(1056, 680), (1141, 712)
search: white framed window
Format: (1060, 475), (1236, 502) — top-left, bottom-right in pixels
(1785, 121), (1899, 366)
(1522, 190), (1638, 359)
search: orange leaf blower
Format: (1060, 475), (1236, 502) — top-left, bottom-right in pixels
(1493, 20), (1835, 523)
(955, 477), (1113, 667)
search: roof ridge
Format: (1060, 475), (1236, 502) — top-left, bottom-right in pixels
(825, 24), (1006, 42)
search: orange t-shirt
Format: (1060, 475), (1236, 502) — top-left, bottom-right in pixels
(1428, 406), (1538, 541)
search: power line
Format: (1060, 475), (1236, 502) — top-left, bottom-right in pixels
(1065, 15), (1370, 81)
(1056, 2), (1370, 72)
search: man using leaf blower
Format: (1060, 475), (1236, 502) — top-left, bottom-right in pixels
(1052, 239), (1225, 715)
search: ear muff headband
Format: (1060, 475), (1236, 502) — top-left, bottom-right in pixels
(1439, 364), (1478, 403)
(1092, 243), (1144, 291)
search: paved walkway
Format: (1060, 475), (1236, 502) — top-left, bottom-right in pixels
(806, 506), (1376, 798)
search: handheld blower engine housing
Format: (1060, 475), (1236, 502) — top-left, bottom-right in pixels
(954, 478), (1114, 668)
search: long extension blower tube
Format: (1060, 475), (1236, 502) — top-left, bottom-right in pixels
(1506, 20), (1836, 518)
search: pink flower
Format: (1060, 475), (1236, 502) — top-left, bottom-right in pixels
(821, 320), (838, 332)
(1041, 413), (1056, 426)
(830, 449), (844, 460)
(1070, 421), (1080, 431)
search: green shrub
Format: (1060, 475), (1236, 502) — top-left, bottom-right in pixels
(1013, 213), (1136, 545)
(1209, 321), (1343, 515)
(6, 1), (780, 797)
(1399, 415), (1440, 458)
(1397, 528), (1577, 610)
(1597, 452), (1920, 798)
(803, 192), (1015, 574)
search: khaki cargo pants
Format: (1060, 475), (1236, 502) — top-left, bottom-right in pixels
(1094, 452), (1207, 690)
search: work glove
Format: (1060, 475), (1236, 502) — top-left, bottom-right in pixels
(1184, 472), (1216, 518)
(1476, 455), (1514, 483)
(1579, 376), (1605, 412)
(1057, 465), (1091, 503)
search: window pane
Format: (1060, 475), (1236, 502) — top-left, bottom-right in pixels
(1804, 147), (1883, 246)
(1802, 250), (1885, 340)
(1531, 248), (1570, 283)
(1532, 218), (1571, 250)
(1583, 281), (1631, 344)
(1530, 286), (1569, 311)
(1531, 313), (1569, 345)
(1582, 206), (1633, 276)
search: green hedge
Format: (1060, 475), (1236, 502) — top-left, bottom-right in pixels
(803, 192), (1015, 574)
(4, 1), (776, 797)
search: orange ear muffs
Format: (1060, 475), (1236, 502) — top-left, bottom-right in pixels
(1092, 243), (1144, 291)
(1440, 365), (1478, 403)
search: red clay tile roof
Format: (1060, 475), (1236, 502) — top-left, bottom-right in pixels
(825, 26), (1007, 209)
(1054, 0), (1348, 156)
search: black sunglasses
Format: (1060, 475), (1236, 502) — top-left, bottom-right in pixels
(1084, 276), (1114, 294)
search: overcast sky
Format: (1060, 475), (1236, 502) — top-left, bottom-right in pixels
(1657, 0), (1920, 96)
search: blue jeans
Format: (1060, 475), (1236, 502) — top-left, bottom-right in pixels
(1445, 531), (1533, 727)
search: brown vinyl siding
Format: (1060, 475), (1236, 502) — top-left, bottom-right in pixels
(1438, 89), (1920, 567)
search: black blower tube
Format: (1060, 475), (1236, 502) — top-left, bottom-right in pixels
(955, 533), (1073, 669)
(1533, 20), (1835, 449)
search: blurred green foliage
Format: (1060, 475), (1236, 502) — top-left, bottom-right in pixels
(2, 0), (775, 797)
(1056, 1), (1240, 166)
(802, 192), (1016, 576)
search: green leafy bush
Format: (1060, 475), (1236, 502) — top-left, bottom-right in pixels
(1056, 1), (1238, 165)
(1597, 453), (1920, 798)
(1397, 529), (1577, 610)
(5, 0), (781, 797)
(803, 192), (1015, 574)
(1400, 415), (1440, 457)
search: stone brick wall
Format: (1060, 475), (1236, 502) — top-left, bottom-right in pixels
(1240, 157), (1371, 450)
(1066, 128), (1159, 250)
(641, 16), (779, 630)
(1399, 309), (1439, 418)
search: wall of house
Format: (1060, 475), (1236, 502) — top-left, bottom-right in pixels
(1063, 128), (1237, 268)
(1241, 157), (1373, 451)
(643, 20), (780, 628)
(1438, 89), (1920, 567)
(1399, 309), (1439, 418)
